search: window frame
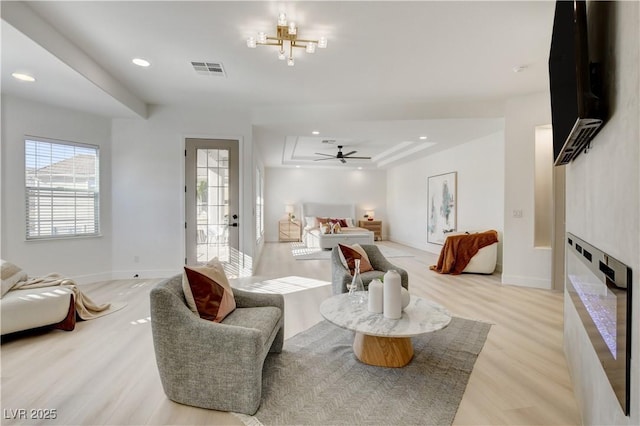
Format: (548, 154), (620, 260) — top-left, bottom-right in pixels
(24, 136), (101, 241)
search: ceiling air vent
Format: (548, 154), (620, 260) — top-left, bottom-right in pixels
(191, 61), (226, 77)
(321, 139), (336, 144)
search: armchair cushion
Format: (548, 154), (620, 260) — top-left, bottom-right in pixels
(182, 258), (235, 323)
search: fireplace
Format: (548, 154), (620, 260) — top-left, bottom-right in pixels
(566, 233), (632, 415)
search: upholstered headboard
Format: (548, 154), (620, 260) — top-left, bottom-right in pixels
(301, 203), (356, 227)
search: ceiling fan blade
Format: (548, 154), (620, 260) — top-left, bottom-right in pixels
(340, 158), (346, 164)
(314, 157), (335, 161)
(314, 153), (334, 157)
(342, 150), (357, 157)
(343, 156), (372, 160)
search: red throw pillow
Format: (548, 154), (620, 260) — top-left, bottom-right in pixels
(330, 218), (348, 227)
(338, 243), (374, 275)
(182, 259), (236, 322)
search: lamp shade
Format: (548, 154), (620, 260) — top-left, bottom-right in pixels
(365, 210), (374, 220)
(285, 204), (294, 214)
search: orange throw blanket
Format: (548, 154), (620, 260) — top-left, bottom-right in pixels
(430, 230), (498, 275)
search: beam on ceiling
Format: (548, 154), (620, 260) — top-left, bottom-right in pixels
(1, 1), (148, 119)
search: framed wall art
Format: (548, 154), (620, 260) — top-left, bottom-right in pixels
(427, 172), (457, 245)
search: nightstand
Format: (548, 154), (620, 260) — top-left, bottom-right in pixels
(279, 220), (301, 242)
(358, 220), (382, 241)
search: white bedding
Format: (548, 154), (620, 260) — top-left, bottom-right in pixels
(300, 203), (374, 249)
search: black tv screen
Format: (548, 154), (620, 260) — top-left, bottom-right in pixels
(549, 0), (602, 166)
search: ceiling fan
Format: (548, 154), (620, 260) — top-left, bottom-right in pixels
(314, 145), (371, 164)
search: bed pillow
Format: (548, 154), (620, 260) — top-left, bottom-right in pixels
(330, 218), (348, 227)
(1, 260), (27, 298)
(345, 218), (355, 227)
(338, 243), (374, 274)
(182, 258), (236, 323)
(304, 216), (318, 228)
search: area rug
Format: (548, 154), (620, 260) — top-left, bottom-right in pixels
(237, 317), (491, 426)
(291, 242), (413, 260)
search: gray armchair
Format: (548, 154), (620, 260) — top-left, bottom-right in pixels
(331, 244), (409, 294)
(150, 274), (284, 415)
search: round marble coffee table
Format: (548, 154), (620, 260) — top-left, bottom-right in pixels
(320, 292), (451, 367)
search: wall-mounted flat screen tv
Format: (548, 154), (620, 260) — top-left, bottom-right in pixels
(548, 0), (603, 166)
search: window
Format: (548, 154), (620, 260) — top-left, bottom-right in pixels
(25, 138), (100, 239)
(256, 167), (264, 240)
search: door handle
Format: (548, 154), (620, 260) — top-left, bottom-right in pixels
(231, 223), (238, 227)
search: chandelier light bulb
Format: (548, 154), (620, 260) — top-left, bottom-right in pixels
(278, 49), (286, 60)
(288, 22), (297, 35)
(318, 37), (328, 48)
(257, 32), (267, 44)
(305, 42), (317, 53)
(287, 57), (295, 66)
(278, 12), (287, 26)
(247, 37), (257, 48)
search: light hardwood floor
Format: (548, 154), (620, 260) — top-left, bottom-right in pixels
(0, 241), (581, 425)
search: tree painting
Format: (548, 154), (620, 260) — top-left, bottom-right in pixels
(427, 172), (457, 245)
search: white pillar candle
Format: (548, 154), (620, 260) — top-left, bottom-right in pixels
(368, 278), (383, 313)
(383, 270), (402, 319)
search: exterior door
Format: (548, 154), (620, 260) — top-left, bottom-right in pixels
(185, 138), (239, 268)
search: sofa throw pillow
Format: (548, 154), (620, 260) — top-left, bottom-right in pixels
(1, 260), (27, 298)
(330, 222), (342, 234)
(338, 243), (374, 275)
(182, 258), (236, 323)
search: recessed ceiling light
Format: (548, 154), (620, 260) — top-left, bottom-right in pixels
(357, 167), (363, 170)
(296, 165), (301, 168)
(12, 72), (36, 82)
(312, 131), (320, 135)
(419, 136), (427, 140)
(132, 58), (151, 67)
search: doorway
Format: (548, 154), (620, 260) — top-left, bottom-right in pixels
(185, 138), (239, 269)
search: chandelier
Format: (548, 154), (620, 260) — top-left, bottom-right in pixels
(246, 13), (327, 67)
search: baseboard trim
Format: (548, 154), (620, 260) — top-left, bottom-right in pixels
(501, 274), (551, 289)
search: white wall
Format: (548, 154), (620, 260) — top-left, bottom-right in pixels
(502, 92), (554, 288)
(264, 167), (387, 242)
(386, 131), (505, 267)
(0, 95), (113, 283)
(564, 1), (640, 424)
(110, 104), (254, 278)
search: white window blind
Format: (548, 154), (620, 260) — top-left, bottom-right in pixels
(25, 138), (100, 239)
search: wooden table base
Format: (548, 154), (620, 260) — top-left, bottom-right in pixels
(353, 332), (414, 367)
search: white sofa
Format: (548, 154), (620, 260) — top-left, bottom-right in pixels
(1, 260), (76, 335)
(1, 286), (75, 335)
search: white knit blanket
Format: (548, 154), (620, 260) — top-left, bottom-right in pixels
(12, 273), (111, 320)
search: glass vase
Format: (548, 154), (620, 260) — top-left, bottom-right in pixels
(349, 258), (366, 304)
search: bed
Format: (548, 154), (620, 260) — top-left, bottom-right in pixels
(301, 203), (374, 250)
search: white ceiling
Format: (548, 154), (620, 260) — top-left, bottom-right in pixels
(1, 1), (555, 168)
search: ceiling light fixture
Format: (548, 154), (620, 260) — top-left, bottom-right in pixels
(419, 136), (428, 140)
(132, 58), (151, 67)
(11, 72), (36, 82)
(247, 12), (327, 67)
(312, 131), (320, 135)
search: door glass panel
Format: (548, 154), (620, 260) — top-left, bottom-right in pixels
(195, 148), (230, 263)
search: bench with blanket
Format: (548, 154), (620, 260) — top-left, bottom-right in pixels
(1, 260), (112, 335)
(430, 230), (499, 275)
